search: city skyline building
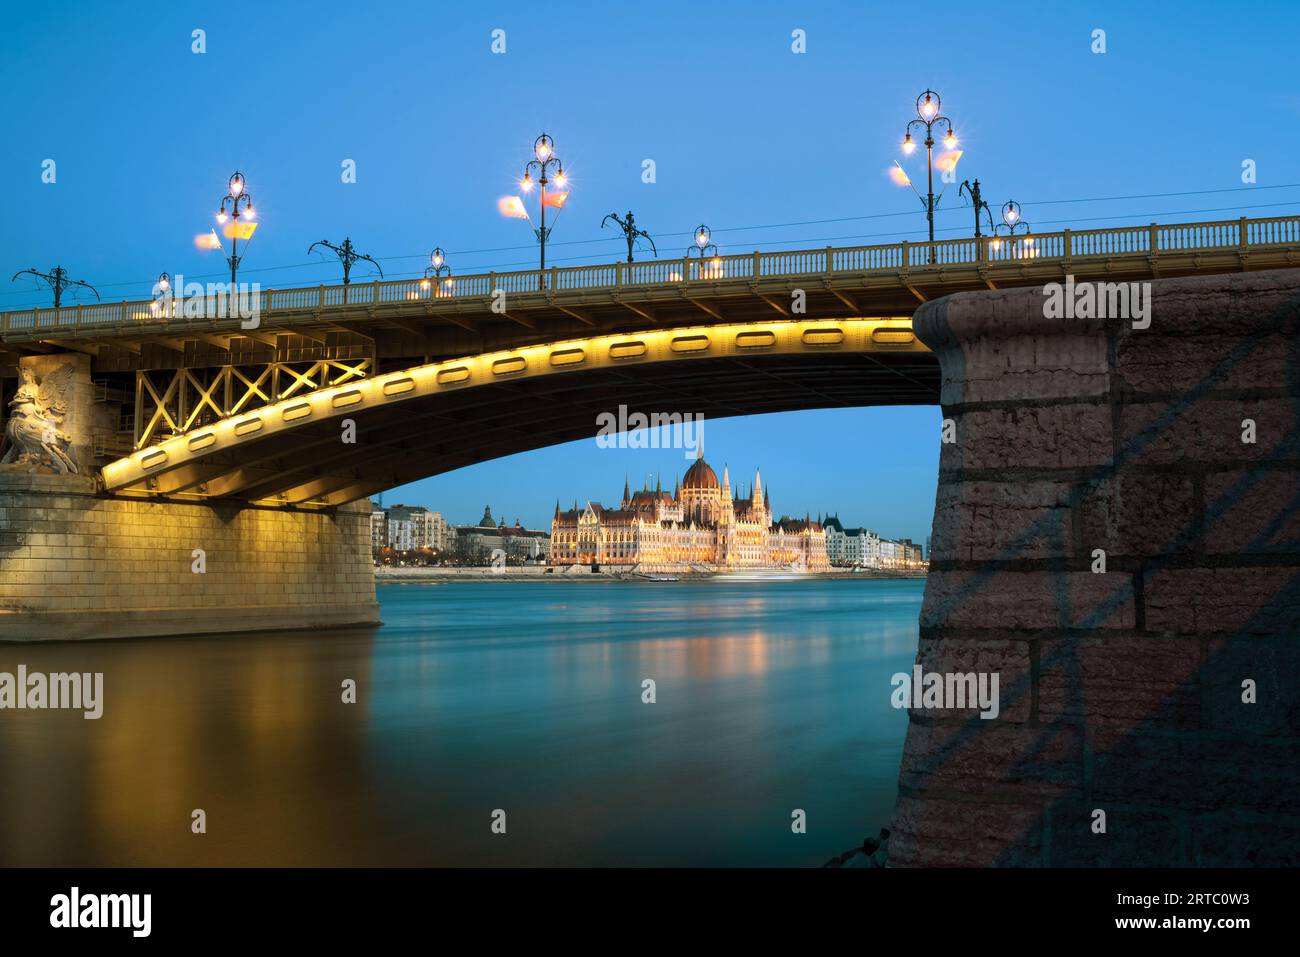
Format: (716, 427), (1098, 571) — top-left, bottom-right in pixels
(549, 451), (829, 572)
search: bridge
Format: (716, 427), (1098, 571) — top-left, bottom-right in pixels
(3, 216), (1300, 868)
(2, 214), (1297, 503)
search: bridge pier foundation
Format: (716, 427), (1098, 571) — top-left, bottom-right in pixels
(0, 474), (378, 641)
(893, 268), (1300, 866)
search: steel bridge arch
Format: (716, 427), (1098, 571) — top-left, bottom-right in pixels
(100, 317), (934, 507)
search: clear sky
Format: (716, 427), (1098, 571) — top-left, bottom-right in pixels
(3, 1), (1298, 539)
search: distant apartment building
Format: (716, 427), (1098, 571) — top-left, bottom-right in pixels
(371, 502), (456, 553)
(876, 537), (924, 568)
(823, 514), (881, 567)
(457, 505), (551, 563)
(845, 527), (881, 567)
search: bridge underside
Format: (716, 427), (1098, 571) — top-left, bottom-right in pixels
(99, 320), (938, 507)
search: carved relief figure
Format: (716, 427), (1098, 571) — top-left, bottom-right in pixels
(0, 365), (79, 474)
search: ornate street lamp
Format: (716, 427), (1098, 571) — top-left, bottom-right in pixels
(900, 89), (958, 248)
(685, 224), (720, 279)
(152, 271), (172, 318)
(686, 224), (717, 258)
(9, 266), (99, 309)
(519, 133), (567, 276)
(426, 247), (450, 279)
(958, 179), (992, 239)
(601, 211), (657, 263)
(216, 171), (255, 287)
(307, 238), (383, 286)
(989, 201), (1033, 256)
(423, 247), (453, 295)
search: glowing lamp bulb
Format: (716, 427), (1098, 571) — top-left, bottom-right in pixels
(244, 206), (254, 220)
(902, 135), (916, 155)
(944, 130), (957, 148)
(216, 211), (228, 224)
(230, 178), (243, 196)
(520, 177), (533, 191)
(921, 96), (936, 118)
(554, 172), (567, 187)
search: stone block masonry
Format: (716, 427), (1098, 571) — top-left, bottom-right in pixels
(892, 269), (1300, 867)
(0, 474), (379, 641)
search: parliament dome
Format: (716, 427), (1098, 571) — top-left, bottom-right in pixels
(682, 457), (719, 490)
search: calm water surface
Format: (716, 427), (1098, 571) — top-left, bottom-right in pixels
(0, 579), (921, 866)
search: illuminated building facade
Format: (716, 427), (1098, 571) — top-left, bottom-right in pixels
(549, 452), (829, 572)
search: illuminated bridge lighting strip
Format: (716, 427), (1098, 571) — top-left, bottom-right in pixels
(99, 318), (923, 494)
(4, 214), (1299, 337)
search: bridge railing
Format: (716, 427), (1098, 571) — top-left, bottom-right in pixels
(3, 214), (1298, 337)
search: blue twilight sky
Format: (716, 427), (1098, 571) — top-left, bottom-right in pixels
(3, 1), (1298, 539)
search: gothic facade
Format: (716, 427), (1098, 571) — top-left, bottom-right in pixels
(549, 453), (829, 572)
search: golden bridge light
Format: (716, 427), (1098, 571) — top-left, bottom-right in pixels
(902, 133), (915, 154)
(944, 130), (957, 149)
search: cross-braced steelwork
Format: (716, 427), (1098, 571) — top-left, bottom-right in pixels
(132, 358), (373, 448)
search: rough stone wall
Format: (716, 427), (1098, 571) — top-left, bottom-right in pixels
(891, 269), (1300, 867)
(0, 474), (379, 641)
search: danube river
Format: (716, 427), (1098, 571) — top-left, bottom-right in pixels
(0, 578), (922, 866)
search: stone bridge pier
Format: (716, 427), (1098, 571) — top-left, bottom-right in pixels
(891, 269), (1300, 866)
(0, 349), (378, 641)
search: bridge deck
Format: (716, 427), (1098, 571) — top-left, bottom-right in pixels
(3, 215), (1297, 357)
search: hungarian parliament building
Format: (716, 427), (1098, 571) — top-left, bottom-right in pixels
(549, 453), (830, 572)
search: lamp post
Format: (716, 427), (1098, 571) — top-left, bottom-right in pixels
(9, 266), (99, 309)
(901, 89), (958, 250)
(153, 271), (172, 319)
(424, 247), (452, 295)
(426, 248), (450, 279)
(989, 200), (1033, 257)
(686, 224), (717, 258)
(216, 171), (254, 287)
(307, 238), (383, 286)
(601, 211), (657, 263)
(958, 179), (992, 239)
(519, 133), (566, 277)
(685, 224), (718, 280)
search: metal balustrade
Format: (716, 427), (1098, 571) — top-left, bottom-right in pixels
(2, 214), (1297, 337)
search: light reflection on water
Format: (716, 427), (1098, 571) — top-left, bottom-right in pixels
(0, 578), (921, 866)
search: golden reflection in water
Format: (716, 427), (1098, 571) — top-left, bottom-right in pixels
(0, 627), (376, 866)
